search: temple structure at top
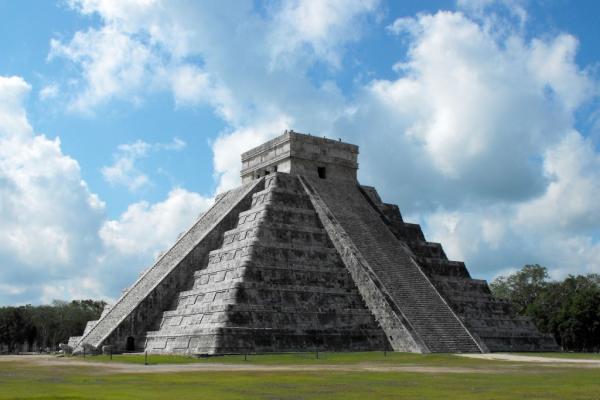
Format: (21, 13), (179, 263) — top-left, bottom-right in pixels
(68, 130), (557, 355)
(241, 130), (359, 183)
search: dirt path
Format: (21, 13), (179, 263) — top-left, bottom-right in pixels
(0, 355), (498, 374)
(458, 353), (600, 365)
(4, 354), (599, 374)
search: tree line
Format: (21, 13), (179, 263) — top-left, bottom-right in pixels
(1, 266), (598, 353)
(490, 264), (600, 352)
(0, 300), (105, 353)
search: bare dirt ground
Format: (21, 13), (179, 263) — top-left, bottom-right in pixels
(0, 355), (499, 374)
(458, 353), (600, 365)
(2, 353), (599, 375)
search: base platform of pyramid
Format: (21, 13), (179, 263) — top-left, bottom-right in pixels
(69, 131), (557, 354)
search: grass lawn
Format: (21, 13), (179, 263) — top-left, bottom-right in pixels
(68, 351), (510, 366)
(0, 352), (599, 399)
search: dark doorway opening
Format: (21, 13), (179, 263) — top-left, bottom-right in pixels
(317, 167), (326, 179)
(126, 336), (135, 351)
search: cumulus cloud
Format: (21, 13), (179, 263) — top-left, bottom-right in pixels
(423, 131), (600, 279)
(171, 65), (212, 106)
(101, 140), (151, 190)
(0, 75), (212, 305)
(100, 187), (212, 256)
(94, 187), (213, 299)
(0, 75), (105, 303)
(101, 138), (185, 191)
(365, 11), (599, 278)
(22, 0), (600, 299)
(515, 131), (600, 234)
(268, 0), (380, 67)
(49, 0), (365, 191)
(212, 117), (292, 192)
(335, 11), (595, 215)
(49, 25), (158, 112)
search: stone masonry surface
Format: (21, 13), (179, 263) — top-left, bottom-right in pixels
(72, 130), (557, 354)
(70, 179), (264, 352)
(302, 177), (483, 353)
(145, 173), (387, 354)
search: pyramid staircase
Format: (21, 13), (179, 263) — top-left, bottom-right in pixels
(359, 185), (558, 352)
(145, 173), (387, 354)
(301, 177), (484, 353)
(70, 172), (556, 354)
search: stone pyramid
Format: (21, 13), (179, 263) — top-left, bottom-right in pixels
(70, 131), (557, 354)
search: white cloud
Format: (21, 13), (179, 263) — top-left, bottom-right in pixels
(351, 11), (594, 210)
(171, 65), (212, 106)
(31, 1), (600, 291)
(419, 129), (600, 279)
(99, 187), (212, 257)
(0, 75), (106, 303)
(49, 0), (367, 193)
(0, 74), (213, 305)
(49, 25), (158, 112)
(212, 117), (292, 192)
(101, 138), (186, 191)
(516, 131), (600, 233)
(334, 9), (599, 279)
(101, 140), (151, 190)
(268, 0), (380, 67)
(0, 76), (32, 136)
(39, 84), (59, 101)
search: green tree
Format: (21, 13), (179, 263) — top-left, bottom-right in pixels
(491, 265), (600, 352)
(0, 299), (105, 352)
(490, 264), (549, 314)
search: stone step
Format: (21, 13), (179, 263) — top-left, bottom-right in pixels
(193, 262), (351, 281)
(221, 223), (329, 250)
(71, 179), (264, 352)
(145, 327), (387, 355)
(236, 205), (321, 229)
(157, 308), (379, 331)
(418, 258), (471, 278)
(251, 186), (313, 210)
(176, 283), (366, 308)
(304, 177), (482, 353)
(432, 277), (492, 296)
(263, 173), (306, 191)
(145, 173), (385, 354)
(409, 242), (447, 260)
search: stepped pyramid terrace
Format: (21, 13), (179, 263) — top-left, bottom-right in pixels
(69, 131), (557, 354)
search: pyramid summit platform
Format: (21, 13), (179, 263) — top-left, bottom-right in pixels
(69, 131), (557, 354)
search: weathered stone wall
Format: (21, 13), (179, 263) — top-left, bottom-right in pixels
(70, 179), (264, 353)
(300, 177), (425, 352)
(145, 173), (387, 354)
(241, 131), (358, 183)
(303, 177), (484, 353)
(71, 128), (557, 354)
(364, 185), (557, 352)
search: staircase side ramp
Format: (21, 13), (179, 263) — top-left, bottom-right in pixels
(300, 177), (484, 353)
(73, 179), (264, 351)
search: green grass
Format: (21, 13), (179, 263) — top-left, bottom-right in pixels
(69, 351), (507, 367)
(1, 353), (599, 399)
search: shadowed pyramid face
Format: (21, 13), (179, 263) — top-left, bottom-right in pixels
(240, 130), (359, 184)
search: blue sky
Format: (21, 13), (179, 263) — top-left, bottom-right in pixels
(1, 0), (599, 305)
